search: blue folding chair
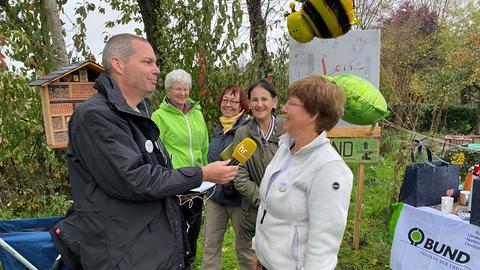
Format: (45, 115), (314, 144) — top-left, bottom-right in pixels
(0, 216), (64, 270)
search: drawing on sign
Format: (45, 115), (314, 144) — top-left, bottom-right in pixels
(289, 30), (381, 129)
(289, 30), (381, 88)
(293, 52), (314, 78)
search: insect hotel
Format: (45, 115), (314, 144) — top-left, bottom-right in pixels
(29, 61), (104, 148)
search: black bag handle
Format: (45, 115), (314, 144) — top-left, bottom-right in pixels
(410, 140), (433, 163)
(410, 140), (449, 167)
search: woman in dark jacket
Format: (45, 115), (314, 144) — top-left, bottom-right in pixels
(202, 85), (251, 270)
(232, 79), (285, 269)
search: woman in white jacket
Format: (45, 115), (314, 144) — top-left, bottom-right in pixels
(252, 75), (353, 270)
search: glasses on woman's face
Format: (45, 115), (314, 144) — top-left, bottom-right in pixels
(222, 98), (240, 106)
(171, 87), (189, 93)
(284, 99), (303, 108)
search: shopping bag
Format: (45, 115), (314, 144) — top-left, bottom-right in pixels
(399, 142), (460, 207)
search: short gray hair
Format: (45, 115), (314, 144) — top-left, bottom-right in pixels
(101, 33), (149, 73)
(165, 69), (192, 90)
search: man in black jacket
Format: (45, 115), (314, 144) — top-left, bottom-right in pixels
(52, 34), (238, 270)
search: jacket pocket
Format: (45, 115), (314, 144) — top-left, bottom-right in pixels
(291, 223), (303, 270)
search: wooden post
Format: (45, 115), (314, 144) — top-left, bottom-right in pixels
(328, 126), (381, 250)
(353, 163), (365, 250)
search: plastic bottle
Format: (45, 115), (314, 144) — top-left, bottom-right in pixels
(465, 171), (473, 191)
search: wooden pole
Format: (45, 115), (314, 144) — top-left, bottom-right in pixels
(353, 163), (365, 250)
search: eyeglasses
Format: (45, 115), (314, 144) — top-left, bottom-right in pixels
(171, 87), (190, 93)
(222, 98), (240, 106)
(284, 99), (303, 108)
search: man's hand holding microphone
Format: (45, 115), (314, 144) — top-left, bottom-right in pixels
(202, 138), (257, 184)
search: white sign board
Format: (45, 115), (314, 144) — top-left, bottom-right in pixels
(289, 29), (381, 127)
(289, 29), (381, 87)
(391, 204), (480, 270)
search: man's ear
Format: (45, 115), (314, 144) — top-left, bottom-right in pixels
(110, 56), (123, 75)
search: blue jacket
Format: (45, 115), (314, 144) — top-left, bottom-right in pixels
(207, 113), (250, 206)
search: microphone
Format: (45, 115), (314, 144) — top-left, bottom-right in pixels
(227, 138), (257, 165)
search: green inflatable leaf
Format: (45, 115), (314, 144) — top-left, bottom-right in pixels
(331, 74), (388, 125)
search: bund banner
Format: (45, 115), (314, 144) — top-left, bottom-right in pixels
(391, 204), (480, 270)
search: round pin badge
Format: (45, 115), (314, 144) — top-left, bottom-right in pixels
(332, 181), (340, 191)
(279, 180), (288, 192)
(145, 140), (154, 153)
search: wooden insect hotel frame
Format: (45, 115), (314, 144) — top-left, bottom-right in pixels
(29, 61), (104, 148)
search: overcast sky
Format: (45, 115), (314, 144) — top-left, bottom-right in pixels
(61, 1), (286, 67)
(61, 1), (143, 63)
(4, 1), (286, 70)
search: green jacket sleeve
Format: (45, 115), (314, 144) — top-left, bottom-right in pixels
(232, 131), (259, 207)
(202, 118), (209, 165)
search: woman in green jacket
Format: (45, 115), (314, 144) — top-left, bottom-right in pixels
(232, 79), (285, 268)
(151, 69), (208, 269)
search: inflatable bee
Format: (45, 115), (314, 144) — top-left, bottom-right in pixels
(286, 0), (355, 43)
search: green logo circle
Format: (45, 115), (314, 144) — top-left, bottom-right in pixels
(408, 228), (425, 246)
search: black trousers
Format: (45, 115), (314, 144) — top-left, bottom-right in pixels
(181, 197), (204, 267)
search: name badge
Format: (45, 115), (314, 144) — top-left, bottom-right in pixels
(145, 140), (154, 153)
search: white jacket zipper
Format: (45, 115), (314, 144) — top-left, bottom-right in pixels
(292, 223), (303, 270)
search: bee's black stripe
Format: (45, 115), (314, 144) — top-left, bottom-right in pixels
(303, 0), (333, 38)
(324, 0), (352, 34)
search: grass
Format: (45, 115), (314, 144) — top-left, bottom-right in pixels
(194, 221), (241, 269)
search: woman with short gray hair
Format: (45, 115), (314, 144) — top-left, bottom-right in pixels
(164, 69), (192, 91)
(152, 69), (209, 269)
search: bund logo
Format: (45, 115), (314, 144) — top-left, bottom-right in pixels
(408, 227), (425, 246)
(407, 227), (470, 264)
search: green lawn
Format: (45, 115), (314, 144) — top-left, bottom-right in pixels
(194, 220), (241, 269)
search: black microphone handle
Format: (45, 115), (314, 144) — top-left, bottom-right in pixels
(227, 158), (240, 166)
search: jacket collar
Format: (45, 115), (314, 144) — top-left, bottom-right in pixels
(160, 95), (200, 114)
(94, 73), (152, 118)
(278, 130), (330, 155)
(246, 115), (285, 143)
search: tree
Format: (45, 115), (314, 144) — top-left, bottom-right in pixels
(0, 0), (69, 74)
(44, 0), (69, 67)
(380, 1), (439, 131)
(135, 1), (162, 56)
(245, 0), (272, 80)
(0, 0), (71, 215)
(354, 0), (393, 29)
(409, 0), (459, 23)
(446, 1), (480, 133)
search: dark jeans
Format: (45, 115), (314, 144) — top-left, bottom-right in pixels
(181, 197), (204, 267)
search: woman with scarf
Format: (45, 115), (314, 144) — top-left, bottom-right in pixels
(202, 85), (251, 270)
